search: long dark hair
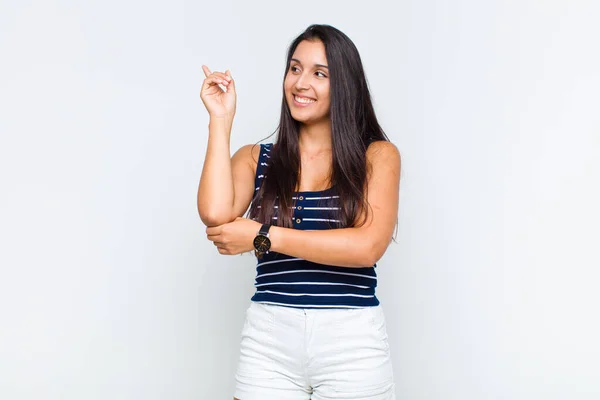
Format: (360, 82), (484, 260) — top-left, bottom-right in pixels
(248, 24), (391, 229)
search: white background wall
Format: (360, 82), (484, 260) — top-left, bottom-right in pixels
(1, 0), (599, 399)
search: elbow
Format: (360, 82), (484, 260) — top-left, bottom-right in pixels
(197, 205), (233, 227)
(360, 256), (377, 268)
(356, 253), (376, 269)
(200, 214), (232, 227)
(359, 241), (385, 268)
(199, 215), (228, 227)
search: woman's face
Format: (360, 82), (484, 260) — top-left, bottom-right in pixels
(284, 40), (331, 125)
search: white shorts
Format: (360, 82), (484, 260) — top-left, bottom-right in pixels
(234, 302), (395, 400)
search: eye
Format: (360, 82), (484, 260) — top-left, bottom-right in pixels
(290, 65), (300, 73)
(315, 71), (327, 78)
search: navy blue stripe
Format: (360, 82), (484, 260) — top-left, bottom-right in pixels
(255, 283), (375, 296)
(255, 271), (377, 288)
(257, 258), (376, 277)
(251, 292), (380, 307)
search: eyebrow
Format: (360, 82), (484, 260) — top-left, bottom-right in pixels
(291, 58), (329, 69)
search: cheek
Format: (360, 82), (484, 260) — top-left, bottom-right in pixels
(319, 85), (330, 101)
(319, 88), (331, 108)
(284, 75), (294, 92)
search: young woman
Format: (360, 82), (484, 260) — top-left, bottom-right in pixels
(198, 24), (400, 400)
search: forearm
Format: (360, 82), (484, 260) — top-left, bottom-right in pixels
(197, 117), (235, 226)
(268, 226), (379, 268)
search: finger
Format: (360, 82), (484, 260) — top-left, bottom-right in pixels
(203, 76), (226, 88)
(223, 69), (234, 86)
(202, 76), (230, 93)
(224, 70), (235, 91)
(211, 71), (231, 81)
(206, 226), (220, 235)
(209, 71), (232, 86)
(202, 65), (212, 78)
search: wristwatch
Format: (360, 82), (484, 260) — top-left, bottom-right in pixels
(253, 223), (271, 258)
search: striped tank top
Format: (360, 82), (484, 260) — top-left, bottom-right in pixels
(249, 143), (379, 309)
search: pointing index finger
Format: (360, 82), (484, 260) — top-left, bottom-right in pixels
(202, 65), (212, 78)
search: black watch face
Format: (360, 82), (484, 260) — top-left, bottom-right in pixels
(253, 235), (271, 252)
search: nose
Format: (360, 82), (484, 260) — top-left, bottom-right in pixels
(294, 72), (310, 91)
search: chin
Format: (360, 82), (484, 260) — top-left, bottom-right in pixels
(289, 109), (327, 124)
(291, 114), (318, 124)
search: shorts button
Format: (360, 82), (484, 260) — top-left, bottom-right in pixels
(298, 196), (304, 201)
(297, 206), (303, 210)
(296, 218), (301, 224)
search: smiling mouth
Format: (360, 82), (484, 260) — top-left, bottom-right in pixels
(293, 95), (316, 104)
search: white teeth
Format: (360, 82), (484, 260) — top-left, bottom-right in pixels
(294, 95), (316, 104)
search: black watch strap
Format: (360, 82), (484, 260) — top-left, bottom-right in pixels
(258, 224), (271, 235)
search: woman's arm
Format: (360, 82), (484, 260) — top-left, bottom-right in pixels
(206, 141), (401, 267)
(268, 141), (401, 267)
(196, 67), (257, 227)
(197, 117), (234, 226)
(197, 130), (257, 226)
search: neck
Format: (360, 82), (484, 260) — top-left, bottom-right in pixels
(298, 119), (332, 154)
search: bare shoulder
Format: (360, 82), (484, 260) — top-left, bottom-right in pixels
(232, 143), (262, 170)
(366, 140), (401, 175)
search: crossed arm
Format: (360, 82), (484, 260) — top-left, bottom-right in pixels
(198, 136), (401, 269)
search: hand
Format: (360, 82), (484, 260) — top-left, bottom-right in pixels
(200, 65), (237, 119)
(205, 217), (261, 256)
